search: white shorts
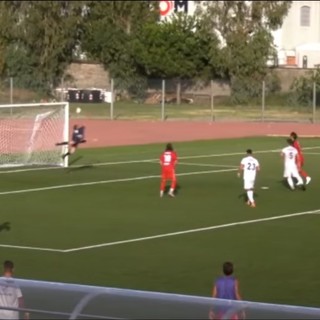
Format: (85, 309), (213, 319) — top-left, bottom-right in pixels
(0, 310), (19, 320)
(244, 179), (255, 190)
(283, 166), (300, 179)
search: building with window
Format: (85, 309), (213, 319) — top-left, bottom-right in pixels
(159, 1), (320, 69)
(272, 1), (320, 68)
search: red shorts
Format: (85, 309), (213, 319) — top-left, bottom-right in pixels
(215, 312), (239, 320)
(296, 155), (304, 170)
(162, 168), (175, 180)
(299, 155), (304, 167)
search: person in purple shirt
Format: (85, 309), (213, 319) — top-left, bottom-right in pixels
(209, 262), (244, 320)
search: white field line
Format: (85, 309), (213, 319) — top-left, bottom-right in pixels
(0, 146), (318, 251)
(1, 209), (319, 253)
(303, 152), (320, 155)
(266, 134), (320, 138)
(178, 162), (238, 168)
(0, 146), (319, 175)
(0, 168), (237, 196)
(64, 209), (320, 253)
(0, 244), (64, 253)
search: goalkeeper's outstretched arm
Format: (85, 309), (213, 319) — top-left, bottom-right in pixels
(55, 141), (69, 146)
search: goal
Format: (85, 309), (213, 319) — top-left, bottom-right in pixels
(0, 102), (69, 168)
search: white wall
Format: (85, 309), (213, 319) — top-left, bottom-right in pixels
(270, 1), (320, 67)
(296, 50), (320, 67)
(279, 1), (320, 50)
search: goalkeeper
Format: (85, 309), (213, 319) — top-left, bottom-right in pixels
(56, 124), (86, 159)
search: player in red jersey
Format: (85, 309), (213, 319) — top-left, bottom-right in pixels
(160, 143), (178, 198)
(290, 132), (311, 185)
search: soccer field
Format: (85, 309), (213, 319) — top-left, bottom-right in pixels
(0, 137), (319, 308)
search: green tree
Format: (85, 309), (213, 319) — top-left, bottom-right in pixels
(132, 13), (221, 80)
(289, 68), (320, 107)
(0, 2), (21, 77)
(0, 1), (86, 94)
(197, 1), (292, 103)
(81, 1), (159, 97)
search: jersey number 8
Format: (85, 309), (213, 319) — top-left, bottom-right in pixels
(164, 154), (172, 165)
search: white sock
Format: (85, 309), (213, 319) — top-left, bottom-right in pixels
(247, 190), (254, 203)
(287, 177), (294, 189)
(295, 175), (303, 185)
(169, 188), (174, 194)
(160, 190), (164, 196)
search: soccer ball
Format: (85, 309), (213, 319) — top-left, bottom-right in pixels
(76, 107), (81, 114)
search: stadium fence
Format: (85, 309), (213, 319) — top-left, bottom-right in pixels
(0, 278), (319, 319)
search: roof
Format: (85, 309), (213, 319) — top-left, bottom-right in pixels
(296, 42), (320, 51)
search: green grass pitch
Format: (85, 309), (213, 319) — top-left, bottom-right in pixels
(0, 136), (319, 308)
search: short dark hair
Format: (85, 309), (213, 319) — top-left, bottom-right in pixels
(223, 261), (234, 276)
(287, 138), (294, 146)
(166, 143), (173, 151)
(73, 124), (78, 130)
(290, 132), (298, 140)
(4, 260), (14, 270)
(246, 149), (252, 155)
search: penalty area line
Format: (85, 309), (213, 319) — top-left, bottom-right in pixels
(177, 162), (238, 169)
(64, 209), (320, 253)
(0, 146), (319, 174)
(1, 208), (319, 253)
(0, 243), (64, 253)
(0, 168), (237, 196)
(303, 152), (320, 155)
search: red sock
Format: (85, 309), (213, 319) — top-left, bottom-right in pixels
(300, 169), (308, 178)
(160, 179), (166, 191)
(170, 178), (177, 190)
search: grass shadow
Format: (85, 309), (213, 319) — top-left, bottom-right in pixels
(0, 222), (11, 232)
(238, 192), (259, 203)
(65, 156), (96, 173)
(67, 164), (94, 173)
(238, 192), (248, 203)
(68, 156), (83, 166)
(278, 179), (306, 191)
(164, 184), (181, 195)
(278, 178), (291, 190)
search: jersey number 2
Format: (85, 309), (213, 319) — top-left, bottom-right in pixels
(247, 162), (256, 170)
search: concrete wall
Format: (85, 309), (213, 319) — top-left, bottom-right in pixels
(273, 68), (311, 92)
(63, 62), (314, 95)
(63, 61), (111, 89)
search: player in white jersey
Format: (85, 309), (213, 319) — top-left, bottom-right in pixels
(238, 149), (260, 208)
(0, 261), (28, 320)
(281, 139), (304, 190)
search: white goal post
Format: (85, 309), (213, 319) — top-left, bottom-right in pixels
(0, 102), (69, 168)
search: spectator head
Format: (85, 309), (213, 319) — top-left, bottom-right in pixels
(3, 260), (14, 275)
(223, 262), (234, 276)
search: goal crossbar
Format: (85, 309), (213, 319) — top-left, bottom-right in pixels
(0, 102), (69, 108)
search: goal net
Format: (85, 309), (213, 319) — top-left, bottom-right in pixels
(2, 278), (320, 319)
(0, 102), (69, 168)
